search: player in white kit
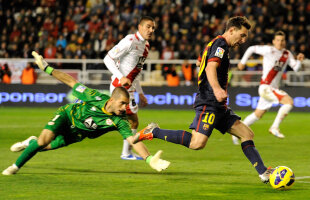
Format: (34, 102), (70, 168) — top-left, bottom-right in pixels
(103, 16), (155, 160)
(232, 31), (304, 144)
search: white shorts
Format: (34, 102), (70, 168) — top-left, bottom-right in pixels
(256, 84), (287, 110)
(110, 83), (138, 115)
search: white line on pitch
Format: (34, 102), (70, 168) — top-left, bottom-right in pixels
(298, 181), (310, 183)
(296, 176), (310, 180)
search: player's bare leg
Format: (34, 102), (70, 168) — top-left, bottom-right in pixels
(269, 95), (293, 138)
(188, 130), (208, 150)
(232, 109), (266, 145)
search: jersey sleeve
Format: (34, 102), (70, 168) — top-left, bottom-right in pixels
(72, 83), (109, 102)
(287, 51), (301, 72)
(240, 45), (270, 64)
(107, 36), (132, 60)
(116, 118), (133, 139)
(207, 39), (228, 64)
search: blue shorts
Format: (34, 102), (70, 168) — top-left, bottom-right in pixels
(189, 105), (241, 137)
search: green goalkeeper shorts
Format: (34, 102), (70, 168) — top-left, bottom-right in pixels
(44, 106), (83, 147)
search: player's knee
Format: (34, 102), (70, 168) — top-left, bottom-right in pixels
(287, 99), (294, 106)
(254, 110), (265, 119)
(37, 129), (55, 147)
(189, 140), (206, 150)
(281, 95), (294, 105)
(244, 129), (254, 140)
(37, 139), (50, 147)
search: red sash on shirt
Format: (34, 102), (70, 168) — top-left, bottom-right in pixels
(260, 50), (288, 85)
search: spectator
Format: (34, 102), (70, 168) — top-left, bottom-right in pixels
(56, 35), (67, 49)
(86, 15), (102, 33)
(44, 43), (57, 59)
(161, 45), (175, 60)
(63, 14), (76, 33)
(66, 34), (78, 54)
(0, 1), (309, 61)
(165, 65), (180, 87)
(94, 32), (107, 58)
(9, 25), (20, 42)
(21, 63), (37, 85)
(182, 60), (193, 86)
(0, 42), (8, 58)
(0, 64), (12, 84)
(22, 43), (32, 58)
(83, 42), (96, 59)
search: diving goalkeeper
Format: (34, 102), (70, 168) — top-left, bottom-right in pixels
(2, 51), (170, 175)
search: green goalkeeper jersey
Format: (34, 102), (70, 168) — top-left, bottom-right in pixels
(60, 83), (133, 140)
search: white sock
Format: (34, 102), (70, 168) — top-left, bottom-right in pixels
(243, 112), (260, 126)
(121, 129), (137, 156)
(271, 104), (293, 129)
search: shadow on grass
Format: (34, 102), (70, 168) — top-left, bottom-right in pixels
(21, 166), (238, 177)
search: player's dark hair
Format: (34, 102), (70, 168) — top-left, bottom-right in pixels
(139, 16), (155, 25)
(274, 31), (286, 38)
(225, 16), (251, 31)
(112, 87), (129, 99)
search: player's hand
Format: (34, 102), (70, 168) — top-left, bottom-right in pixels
(214, 88), (227, 102)
(296, 53), (305, 61)
(120, 77), (132, 87)
(148, 150), (170, 172)
(237, 62), (246, 70)
(32, 51), (49, 71)
(32, 51), (54, 75)
(196, 60), (201, 68)
(139, 93), (148, 107)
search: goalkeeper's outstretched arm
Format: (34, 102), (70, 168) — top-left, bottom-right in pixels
(127, 136), (170, 172)
(32, 51), (78, 88)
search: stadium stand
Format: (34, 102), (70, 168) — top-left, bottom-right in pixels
(0, 0), (309, 85)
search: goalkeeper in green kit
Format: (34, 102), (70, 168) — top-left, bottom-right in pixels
(2, 51), (170, 175)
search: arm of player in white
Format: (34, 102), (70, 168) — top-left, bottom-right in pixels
(288, 51), (303, 72)
(240, 45), (268, 65)
(103, 55), (123, 80)
(103, 36), (133, 80)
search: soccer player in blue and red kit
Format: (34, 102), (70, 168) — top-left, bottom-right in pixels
(134, 16), (273, 183)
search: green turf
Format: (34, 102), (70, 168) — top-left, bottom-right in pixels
(0, 107), (309, 200)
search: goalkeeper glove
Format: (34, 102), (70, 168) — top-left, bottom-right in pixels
(146, 150), (170, 172)
(32, 51), (54, 75)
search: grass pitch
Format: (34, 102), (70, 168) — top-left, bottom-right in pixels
(0, 107), (309, 200)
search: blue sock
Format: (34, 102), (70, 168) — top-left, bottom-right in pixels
(153, 128), (192, 148)
(241, 140), (267, 174)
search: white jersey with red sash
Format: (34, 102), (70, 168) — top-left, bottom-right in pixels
(107, 31), (149, 90)
(240, 45), (301, 88)
(104, 31), (150, 114)
(240, 45), (301, 110)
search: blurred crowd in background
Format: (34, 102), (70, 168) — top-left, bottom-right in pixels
(0, 0), (309, 85)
